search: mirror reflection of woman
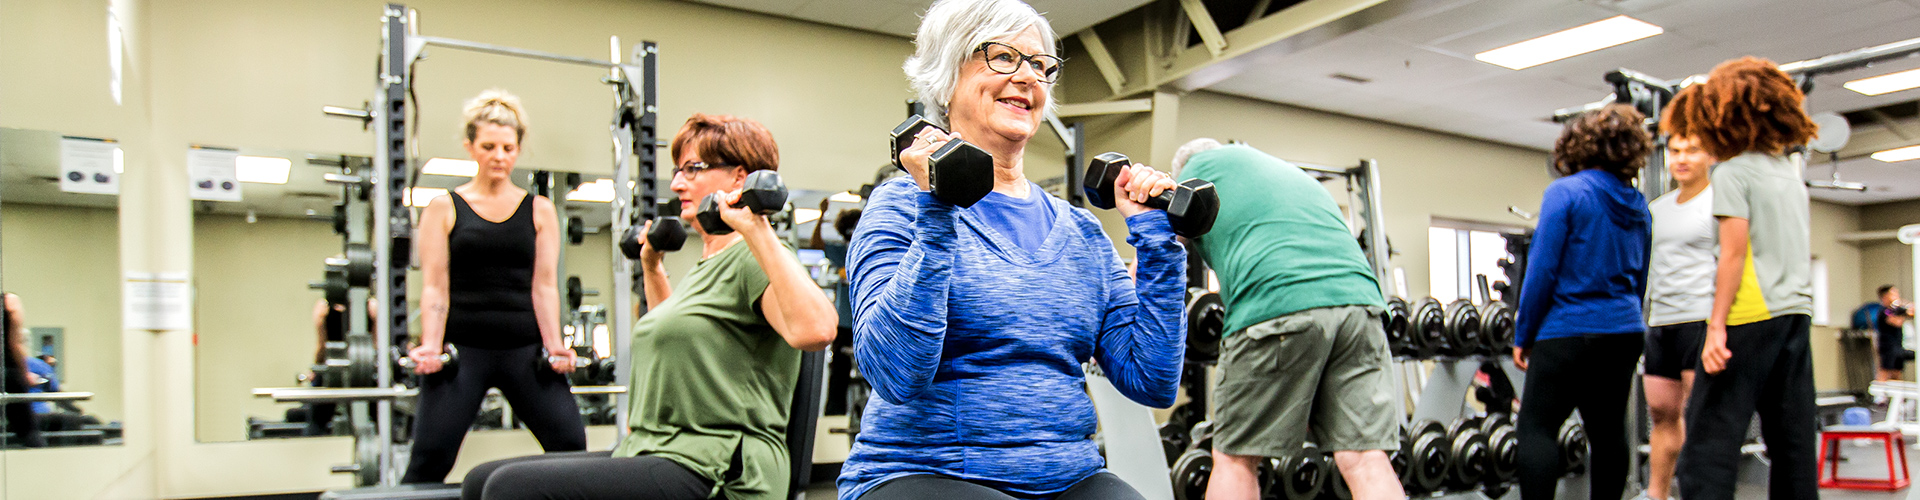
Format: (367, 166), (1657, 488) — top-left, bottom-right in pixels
(401, 89), (587, 484)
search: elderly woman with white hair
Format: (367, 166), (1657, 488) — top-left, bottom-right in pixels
(841, 0), (1190, 498)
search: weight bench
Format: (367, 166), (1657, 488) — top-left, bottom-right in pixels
(321, 350), (828, 499)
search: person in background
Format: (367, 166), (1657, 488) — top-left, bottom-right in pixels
(3, 292), (45, 447)
(1875, 285), (1914, 382)
(1169, 139), (1405, 500)
(1663, 56), (1821, 500)
(1640, 86), (1718, 499)
(1511, 104), (1653, 500)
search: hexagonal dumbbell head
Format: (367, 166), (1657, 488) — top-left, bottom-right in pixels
(1081, 152), (1219, 238)
(889, 114), (992, 207)
(696, 170), (788, 236)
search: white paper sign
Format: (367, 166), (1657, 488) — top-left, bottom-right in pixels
(188, 147), (242, 202)
(60, 138), (119, 195)
(123, 272), (191, 331)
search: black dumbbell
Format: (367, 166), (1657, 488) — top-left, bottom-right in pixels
(1480, 413), (1518, 485)
(1409, 298), (1446, 360)
(1441, 299), (1484, 357)
(696, 170), (788, 236)
(1403, 421), (1451, 494)
(890, 115), (994, 208)
(1383, 297), (1412, 357)
(1186, 288), (1226, 364)
(1479, 301), (1515, 354)
(1446, 417), (1490, 488)
(1082, 152), (1220, 238)
(1274, 442), (1328, 500)
(1171, 448), (1213, 500)
(618, 217), (688, 259)
(395, 344), (458, 373)
(1559, 421), (1588, 476)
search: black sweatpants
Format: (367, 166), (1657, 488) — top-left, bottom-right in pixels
(402, 344), (586, 483)
(460, 450), (713, 500)
(3, 360), (44, 448)
(1514, 333), (1643, 500)
(859, 472), (1144, 500)
(1678, 314), (1817, 500)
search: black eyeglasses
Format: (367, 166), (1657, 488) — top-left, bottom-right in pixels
(975, 42), (1063, 83)
(672, 161), (738, 179)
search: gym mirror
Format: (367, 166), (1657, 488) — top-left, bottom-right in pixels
(0, 127), (128, 449)
(191, 152), (626, 443)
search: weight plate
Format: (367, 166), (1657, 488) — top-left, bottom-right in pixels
(323, 266), (350, 307)
(1484, 418), (1518, 483)
(1559, 421), (1588, 475)
(567, 276), (585, 311)
(1384, 297), (1411, 358)
(343, 243), (375, 288)
(1442, 299), (1484, 357)
(1446, 418), (1490, 487)
(567, 216), (586, 246)
(1479, 301), (1515, 354)
(1409, 420), (1450, 493)
(1410, 298), (1446, 360)
(1172, 448), (1213, 500)
(1276, 442), (1327, 500)
(1186, 289), (1226, 363)
(1320, 449), (1351, 500)
(353, 413), (379, 486)
(345, 334), (376, 387)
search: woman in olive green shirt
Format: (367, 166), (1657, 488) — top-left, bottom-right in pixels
(458, 113), (837, 500)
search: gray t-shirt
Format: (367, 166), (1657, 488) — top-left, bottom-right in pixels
(1711, 152), (1812, 325)
(1647, 185), (1716, 326)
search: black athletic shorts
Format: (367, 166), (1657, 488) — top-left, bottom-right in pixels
(1645, 321), (1705, 380)
(1878, 327), (1913, 371)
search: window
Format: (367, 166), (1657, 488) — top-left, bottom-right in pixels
(1428, 224), (1520, 303)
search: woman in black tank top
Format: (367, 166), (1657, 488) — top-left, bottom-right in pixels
(399, 90), (587, 484)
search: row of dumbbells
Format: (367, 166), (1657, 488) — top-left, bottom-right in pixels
(392, 345), (618, 386)
(1165, 414), (1583, 500)
(1382, 297), (1517, 360)
(1396, 414), (1586, 497)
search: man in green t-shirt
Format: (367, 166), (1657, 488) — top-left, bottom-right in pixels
(1172, 140), (1402, 500)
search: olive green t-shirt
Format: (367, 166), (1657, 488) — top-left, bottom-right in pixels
(613, 240), (800, 500)
(1177, 145), (1385, 335)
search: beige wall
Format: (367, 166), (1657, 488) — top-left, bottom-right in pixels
(0, 203), (125, 422)
(1809, 201), (1863, 391)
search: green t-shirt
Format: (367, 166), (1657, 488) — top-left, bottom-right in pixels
(1177, 145), (1384, 335)
(1711, 151), (1813, 325)
(613, 240), (800, 500)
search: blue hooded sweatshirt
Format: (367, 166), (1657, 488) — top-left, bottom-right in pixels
(1513, 169), (1652, 348)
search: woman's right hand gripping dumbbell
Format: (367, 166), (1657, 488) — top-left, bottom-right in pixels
(899, 126), (960, 192)
(408, 344), (445, 375)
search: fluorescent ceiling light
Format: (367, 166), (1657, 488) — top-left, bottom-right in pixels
(828, 191), (863, 203)
(404, 187), (447, 208)
(1844, 68), (1920, 96)
(567, 179), (615, 203)
(1871, 145), (1920, 163)
(422, 158), (477, 177)
(1475, 16), (1663, 70)
(113, 147), (123, 174)
(236, 155), (291, 184)
(795, 208), (822, 225)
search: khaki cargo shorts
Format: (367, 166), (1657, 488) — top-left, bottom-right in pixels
(1212, 304), (1400, 457)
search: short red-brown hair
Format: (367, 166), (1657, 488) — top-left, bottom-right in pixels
(1660, 57), (1818, 160)
(1553, 104), (1651, 181)
(668, 113), (779, 173)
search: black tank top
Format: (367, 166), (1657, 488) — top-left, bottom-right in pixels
(445, 192), (541, 349)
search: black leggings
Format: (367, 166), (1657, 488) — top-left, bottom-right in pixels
(859, 472), (1144, 500)
(402, 344), (586, 483)
(460, 451), (713, 500)
(3, 359), (43, 448)
(1514, 333), (1643, 500)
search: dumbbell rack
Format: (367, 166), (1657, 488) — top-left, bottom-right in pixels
(1396, 355), (1591, 500)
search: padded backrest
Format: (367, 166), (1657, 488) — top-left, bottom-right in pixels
(785, 349), (828, 499)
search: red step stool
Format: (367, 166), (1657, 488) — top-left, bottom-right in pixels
(1818, 426), (1911, 491)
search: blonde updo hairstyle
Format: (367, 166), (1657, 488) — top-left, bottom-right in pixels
(463, 88), (528, 144)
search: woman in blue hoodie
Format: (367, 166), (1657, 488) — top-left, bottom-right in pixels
(1512, 103), (1652, 500)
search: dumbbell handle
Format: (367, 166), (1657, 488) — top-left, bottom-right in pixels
(395, 346), (456, 369)
(547, 355), (594, 369)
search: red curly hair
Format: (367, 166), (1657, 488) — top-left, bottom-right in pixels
(668, 113), (780, 173)
(1659, 57), (1818, 160)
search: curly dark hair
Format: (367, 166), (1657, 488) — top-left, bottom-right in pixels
(1659, 57), (1818, 160)
(1553, 103), (1651, 181)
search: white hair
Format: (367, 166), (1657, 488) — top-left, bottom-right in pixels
(1170, 138), (1225, 177)
(904, 0), (1058, 129)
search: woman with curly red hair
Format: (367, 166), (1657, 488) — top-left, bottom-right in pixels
(1664, 56), (1820, 500)
(1511, 103), (1653, 500)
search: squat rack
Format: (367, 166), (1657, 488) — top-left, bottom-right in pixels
(317, 4), (662, 486)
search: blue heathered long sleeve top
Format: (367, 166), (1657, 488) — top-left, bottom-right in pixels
(837, 177), (1188, 499)
(1512, 169), (1652, 348)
